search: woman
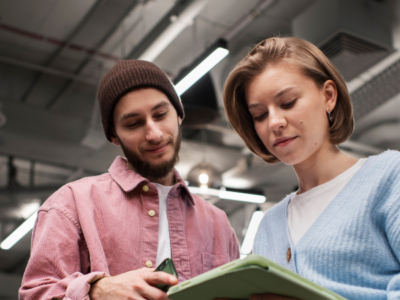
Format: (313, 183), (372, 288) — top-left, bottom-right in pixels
(223, 36), (400, 300)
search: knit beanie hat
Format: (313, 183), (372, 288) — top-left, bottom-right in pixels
(97, 60), (184, 142)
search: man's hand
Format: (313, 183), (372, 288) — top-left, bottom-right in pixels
(89, 267), (178, 300)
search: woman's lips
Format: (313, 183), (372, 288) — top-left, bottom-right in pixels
(274, 137), (297, 147)
(145, 142), (169, 154)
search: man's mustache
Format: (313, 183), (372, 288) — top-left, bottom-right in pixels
(140, 137), (174, 151)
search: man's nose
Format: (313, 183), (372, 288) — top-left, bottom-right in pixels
(145, 120), (163, 142)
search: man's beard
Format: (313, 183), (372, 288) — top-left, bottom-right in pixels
(118, 127), (181, 182)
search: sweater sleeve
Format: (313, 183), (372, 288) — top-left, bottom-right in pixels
(19, 194), (109, 300)
(383, 156), (400, 299)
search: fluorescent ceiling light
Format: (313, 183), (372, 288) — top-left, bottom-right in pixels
(219, 190), (265, 203)
(241, 210), (265, 256)
(175, 47), (229, 96)
(139, 0), (208, 62)
(20, 201), (41, 219)
(199, 173), (209, 184)
(187, 186), (266, 203)
(1, 211), (38, 250)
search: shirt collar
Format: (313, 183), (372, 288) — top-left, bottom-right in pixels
(108, 156), (195, 205)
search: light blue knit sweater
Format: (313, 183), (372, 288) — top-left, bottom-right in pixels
(254, 150), (400, 300)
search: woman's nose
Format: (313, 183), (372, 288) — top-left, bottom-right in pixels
(268, 109), (287, 131)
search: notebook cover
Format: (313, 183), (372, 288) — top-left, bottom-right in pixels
(168, 255), (347, 300)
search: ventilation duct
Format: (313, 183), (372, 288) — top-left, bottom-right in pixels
(177, 72), (219, 127)
(293, 0), (393, 81)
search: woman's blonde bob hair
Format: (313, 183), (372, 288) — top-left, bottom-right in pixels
(223, 36), (354, 163)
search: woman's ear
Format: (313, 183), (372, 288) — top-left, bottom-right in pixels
(323, 80), (337, 112)
(178, 116), (182, 125)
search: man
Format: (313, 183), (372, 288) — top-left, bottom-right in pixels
(19, 60), (240, 300)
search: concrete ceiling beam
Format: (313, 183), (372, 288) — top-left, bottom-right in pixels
(20, 0), (109, 103)
(45, 0), (142, 110)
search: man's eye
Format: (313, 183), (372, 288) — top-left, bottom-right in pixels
(254, 112), (268, 122)
(281, 99), (297, 109)
(155, 112), (167, 118)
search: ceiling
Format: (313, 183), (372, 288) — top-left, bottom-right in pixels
(0, 0), (400, 297)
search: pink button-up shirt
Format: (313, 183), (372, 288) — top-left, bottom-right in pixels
(20, 157), (239, 300)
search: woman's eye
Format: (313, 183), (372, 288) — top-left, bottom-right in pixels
(127, 122), (138, 128)
(254, 112), (268, 121)
(281, 99), (297, 109)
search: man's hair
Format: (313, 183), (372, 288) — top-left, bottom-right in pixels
(97, 60), (184, 142)
(223, 36), (354, 163)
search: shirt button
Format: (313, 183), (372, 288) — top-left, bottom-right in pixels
(148, 210), (156, 217)
(143, 185), (149, 192)
(286, 248), (291, 262)
(146, 260), (153, 268)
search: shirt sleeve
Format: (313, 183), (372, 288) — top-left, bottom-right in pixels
(19, 201), (108, 300)
(229, 227), (240, 260)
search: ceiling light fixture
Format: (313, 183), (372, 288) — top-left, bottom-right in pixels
(1, 210), (38, 250)
(20, 201), (41, 219)
(198, 172), (209, 185)
(188, 186), (266, 203)
(199, 170), (209, 190)
(240, 209), (264, 258)
(174, 39), (229, 96)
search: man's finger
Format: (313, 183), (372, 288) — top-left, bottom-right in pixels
(140, 285), (171, 300)
(144, 271), (178, 286)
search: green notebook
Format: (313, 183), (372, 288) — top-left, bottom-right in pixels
(168, 255), (347, 300)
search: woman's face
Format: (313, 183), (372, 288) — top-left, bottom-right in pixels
(245, 62), (337, 166)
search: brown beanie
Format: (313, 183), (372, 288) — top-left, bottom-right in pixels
(97, 60), (184, 142)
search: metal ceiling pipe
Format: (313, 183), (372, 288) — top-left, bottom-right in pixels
(127, 0), (198, 59)
(139, 0), (208, 62)
(0, 23), (117, 61)
(0, 55), (98, 86)
(0, 22), (118, 62)
(221, 0), (276, 42)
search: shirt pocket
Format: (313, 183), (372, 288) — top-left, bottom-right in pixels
(202, 252), (231, 273)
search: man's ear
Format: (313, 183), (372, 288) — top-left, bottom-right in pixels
(110, 127), (121, 146)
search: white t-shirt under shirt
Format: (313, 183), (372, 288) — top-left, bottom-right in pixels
(153, 183), (173, 267)
(288, 158), (367, 247)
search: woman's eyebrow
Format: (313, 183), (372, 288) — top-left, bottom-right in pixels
(248, 87), (296, 110)
(248, 103), (259, 109)
(274, 86), (295, 99)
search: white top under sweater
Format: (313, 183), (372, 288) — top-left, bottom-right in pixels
(288, 158), (367, 247)
(153, 183), (173, 267)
